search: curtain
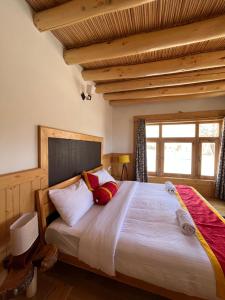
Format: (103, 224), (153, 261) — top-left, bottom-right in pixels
(135, 119), (148, 182)
(216, 118), (225, 200)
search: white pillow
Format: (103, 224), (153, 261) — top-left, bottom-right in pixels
(49, 179), (93, 227)
(94, 169), (116, 185)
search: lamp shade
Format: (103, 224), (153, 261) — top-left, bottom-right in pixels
(10, 212), (39, 256)
(118, 155), (130, 164)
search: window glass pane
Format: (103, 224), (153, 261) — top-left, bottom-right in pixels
(164, 143), (192, 174)
(147, 142), (157, 172)
(162, 124), (195, 137)
(146, 125), (159, 138)
(199, 123), (219, 137)
(201, 143), (215, 176)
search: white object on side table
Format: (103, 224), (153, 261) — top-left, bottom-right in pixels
(10, 212), (39, 298)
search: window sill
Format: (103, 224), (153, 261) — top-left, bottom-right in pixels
(148, 175), (215, 183)
(148, 175), (215, 198)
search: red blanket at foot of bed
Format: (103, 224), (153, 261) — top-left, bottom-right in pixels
(175, 185), (225, 299)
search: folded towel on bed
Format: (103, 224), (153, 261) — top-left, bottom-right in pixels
(165, 181), (176, 193)
(176, 208), (196, 236)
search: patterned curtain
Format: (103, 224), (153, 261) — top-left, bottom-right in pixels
(135, 119), (148, 182)
(216, 118), (225, 200)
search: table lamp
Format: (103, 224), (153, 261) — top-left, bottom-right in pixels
(118, 155), (130, 180)
(10, 212), (39, 298)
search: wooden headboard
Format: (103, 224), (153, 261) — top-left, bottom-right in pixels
(36, 166), (102, 241)
(39, 126), (103, 186)
(37, 126), (104, 240)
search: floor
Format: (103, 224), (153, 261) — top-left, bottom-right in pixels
(17, 262), (168, 300)
(208, 198), (225, 216)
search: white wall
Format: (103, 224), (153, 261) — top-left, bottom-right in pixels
(0, 0), (112, 174)
(112, 97), (225, 153)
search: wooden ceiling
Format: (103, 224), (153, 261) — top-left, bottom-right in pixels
(26, 0), (225, 105)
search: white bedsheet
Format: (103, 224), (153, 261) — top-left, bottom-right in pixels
(45, 205), (103, 256)
(45, 181), (217, 300)
(78, 181), (137, 275)
(115, 182), (217, 300)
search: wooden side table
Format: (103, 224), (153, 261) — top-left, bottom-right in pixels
(0, 244), (58, 300)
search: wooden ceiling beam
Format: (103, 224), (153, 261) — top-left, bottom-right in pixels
(82, 50), (225, 81)
(96, 67), (225, 93)
(110, 92), (225, 106)
(34, 0), (155, 32)
(64, 14), (225, 65)
(105, 80), (225, 100)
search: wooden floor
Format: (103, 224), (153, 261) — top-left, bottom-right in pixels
(208, 198), (225, 216)
(17, 262), (167, 300)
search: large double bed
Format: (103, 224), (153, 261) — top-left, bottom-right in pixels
(36, 126), (224, 300)
(37, 177), (219, 300)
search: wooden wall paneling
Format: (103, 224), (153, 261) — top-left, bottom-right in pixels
(149, 176), (215, 198)
(102, 154), (112, 173)
(40, 176), (48, 189)
(20, 181), (33, 213)
(0, 169), (47, 261)
(111, 153), (134, 180)
(0, 168), (47, 190)
(5, 188), (14, 256)
(12, 185), (20, 218)
(0, 189), (6, 264)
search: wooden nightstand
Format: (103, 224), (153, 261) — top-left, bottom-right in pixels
(0, 244), (58, 299)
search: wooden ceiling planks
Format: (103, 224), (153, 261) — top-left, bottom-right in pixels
(26, 0), (225, 105)
(27, 0), (225, 49)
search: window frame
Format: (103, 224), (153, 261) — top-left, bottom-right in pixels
(146, 120), (222, 179)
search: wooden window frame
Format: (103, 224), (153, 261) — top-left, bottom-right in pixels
(146, 120), (222, 180)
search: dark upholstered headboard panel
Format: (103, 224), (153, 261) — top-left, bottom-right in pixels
(38, 126), (103, 187)
(48, 137), (101, 186)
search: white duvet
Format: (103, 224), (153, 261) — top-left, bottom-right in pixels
(77, 181), (217, 300)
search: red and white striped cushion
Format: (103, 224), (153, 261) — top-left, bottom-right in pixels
(93, 181), (118, 205)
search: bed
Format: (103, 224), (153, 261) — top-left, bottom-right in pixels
(36, 171), (221, 300)
(36, 126), (224, 300)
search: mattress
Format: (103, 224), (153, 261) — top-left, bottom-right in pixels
(45, 182), (217, 300)
(45, 205), (103, 256)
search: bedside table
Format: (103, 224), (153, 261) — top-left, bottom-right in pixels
(0, 244), (58, 299)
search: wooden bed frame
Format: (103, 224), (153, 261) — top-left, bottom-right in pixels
(36, 169), (202, 300)
(36, 126), (202, 300)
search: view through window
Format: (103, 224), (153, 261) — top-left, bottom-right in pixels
(146, 121), (220, 178)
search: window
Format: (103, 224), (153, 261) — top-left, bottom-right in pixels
(162, 124), (195, 138)
(146, 121), (221, 179)
(164, 143), (192, 175)
(147, 142), (157, 172)
(201, 143), (215, 177)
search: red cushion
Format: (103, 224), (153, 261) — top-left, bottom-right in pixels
(82, 172), (99, 191)
(93, 181), (118, 205)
